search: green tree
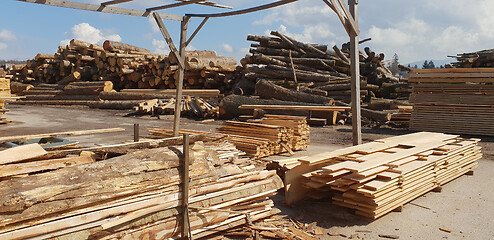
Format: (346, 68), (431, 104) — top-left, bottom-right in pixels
(422, 60), (429, 69)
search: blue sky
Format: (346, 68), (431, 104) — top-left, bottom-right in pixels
(2, 0), (494, 64)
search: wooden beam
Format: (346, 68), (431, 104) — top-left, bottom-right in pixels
(186, 17), (209, 47)
(239, 105), (350, 111)
(176, 0), (232, 9)
(173, 16), (190, 137)
(186, 0), (298, 18)
(16, 0), (184, 21)
(349, 0), (361, 145)
(336, 0), (359, 35)
(324, 0), (351, 35)
(0, 127), (125, 144)
(0, 144), (47, 165)
(152, 12), (185, 69)
(147, 0), (205, 12)
(100, 0), (134, 6)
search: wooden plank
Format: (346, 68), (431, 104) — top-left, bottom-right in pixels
(411, 68), (494, 73)
(16, 0), (184, 21)
(408, 77), (494, 83)
(239, 105), (350, 111)
(0, 156), (94, 178)
(0, 127), (125, 143)
(0, 144), (47, 165)
(100, 0), (134, 6)
(408, 72), (494, 78)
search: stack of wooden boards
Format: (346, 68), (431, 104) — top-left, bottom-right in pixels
(0, 76), (10, 124)
(281, 132), (481, 219)
(217, 115), (310, 158)
(408, 68), (494, 136)
(8, 39), (238, 92)
(0, 131), (283, 239)
(241, 31), (408, 102)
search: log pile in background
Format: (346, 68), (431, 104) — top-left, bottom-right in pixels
(0, 130), (283, 239)
(450, 49), (494, 68)
(8, 39), (238, 93)
(240, 32), (407, 102)
(281, 132), (480, 219)
(0, 76), (11, 124)
(408, 68), (494, 136)
(133, 96), (219, 119)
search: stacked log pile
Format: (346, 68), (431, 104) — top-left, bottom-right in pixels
(281, 132), (481, 219)
(408, 68), (494, 136)
(0, 131), (283, 239)
(241, 32), (406, 102)
(8, 39), (238, 93)
(0, 74), (11, 124)
(450, 49), (494, 68)
(133, 96), (219, 119)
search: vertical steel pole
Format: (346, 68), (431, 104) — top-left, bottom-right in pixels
(181, 133), (190, 239)
(349, 0), (362, 145)
(173, 17), (190, 137)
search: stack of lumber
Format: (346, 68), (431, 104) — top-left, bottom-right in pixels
(247, 114), (310, 151)
(450, 48), (494, 68)
(241, 32), (406, 103)
(0, 76), (11, 124)
(8, 39), (238, 93)
(408, 68), (494, 136)
(282, 132), (481, 219)
(0, 131), (283, 239)
(217, 120), (304, 159)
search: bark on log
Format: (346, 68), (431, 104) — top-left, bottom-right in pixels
(334, 100), (391, 123)
(255, 79), (334, 104)
(10, 82), (34, 94)
(103, 40), (151, 54)
(246, 66), (341, 82)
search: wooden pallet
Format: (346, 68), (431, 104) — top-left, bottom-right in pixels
(283, 132), (481, 219)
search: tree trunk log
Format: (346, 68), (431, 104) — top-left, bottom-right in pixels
(255, 79), (334, 104)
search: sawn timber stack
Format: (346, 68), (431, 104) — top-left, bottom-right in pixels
(408, 68), (494, 136)
(281, 132), (481, 219)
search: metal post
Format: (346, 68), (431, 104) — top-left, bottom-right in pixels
(173, 17), (190, 137)
(133, 123), (139, 142)
(181, 133), (191, 239)
(349, 0), (362, 145)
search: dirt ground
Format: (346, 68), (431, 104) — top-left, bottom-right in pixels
(2, 104), (494, 239)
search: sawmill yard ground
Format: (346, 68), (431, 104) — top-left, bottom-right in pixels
(2, 104), (494, 240)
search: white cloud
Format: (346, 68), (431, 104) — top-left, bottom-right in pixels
(60, 23), (121, 46)
(152, 39), (170, 55)
(0, 29), (16, 42)
(221, 43), (234, 54)
(0, 42), (7, 51)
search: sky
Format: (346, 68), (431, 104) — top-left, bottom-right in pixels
(1, 0), (494, 65)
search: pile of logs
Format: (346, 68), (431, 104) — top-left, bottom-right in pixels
(8, 39), (238, 93)
(134, 96), (219, 119)
(240, 31), (407, 102)
(0, 129), (283, 239)
(408, 68), (494, 136)
(450, 49), (494, 68)
(0, 74), (11, 124)
(280, 132), (480, 219)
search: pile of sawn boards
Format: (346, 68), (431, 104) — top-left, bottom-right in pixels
(217, 115), (310, 158)
(0, 132), (283, 239)
(0, 75), (10, 124)
(280, 132), (481, 219)
(408, 68), (494, 136)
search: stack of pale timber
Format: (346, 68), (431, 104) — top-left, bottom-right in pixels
(247, 114), (310, 151)
(217, 120), (301, 159)
(281, 132), (481, 219)
(409, 68), (494, 136)
(8, 39), (238, 93)
(450, 48), (494, 68)
(0, 131), (283, 239)
(0, 76), (11, 124)
(241, 32), (405, 103)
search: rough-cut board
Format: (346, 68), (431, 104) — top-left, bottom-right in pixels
(284, 132), (481, 219)
(0, 128), (125, 143)
(0, 144), (47, 165)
